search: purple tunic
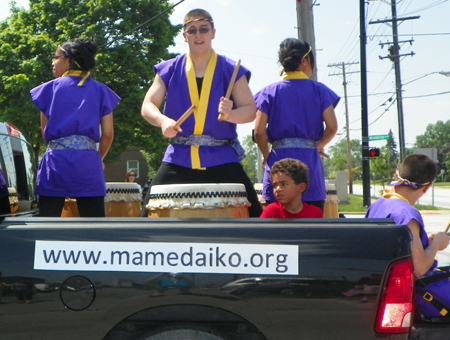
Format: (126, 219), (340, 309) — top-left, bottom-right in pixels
(30, 75), (120, 197)
(155, 53), (251, 168)
(254, 79), (340, 202)
(0, 169), (8, 198)
(366, 197), (450, 318)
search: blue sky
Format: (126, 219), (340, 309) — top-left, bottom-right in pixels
(1, 0), (449, 152)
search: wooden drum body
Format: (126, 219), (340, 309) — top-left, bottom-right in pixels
(104, 183), (141, 217)
(254, 183), (267, 209)
(323, 183), (339, 218)
(146, 183), (250, 218)
(8, 187), (19, 213)
(61, 198), (79, 217)
(61, 183), (141, 217)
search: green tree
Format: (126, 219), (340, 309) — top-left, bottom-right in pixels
(370, 146), (394, 183)
(0, 0), (179, 167)
(327, 139), (362, 180)
(369, 133), (399, 189)
(385, 129), (398, 166)
(240, 135), (258, 183)
(415, 120), (450, 173)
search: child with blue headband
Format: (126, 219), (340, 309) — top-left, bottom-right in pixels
(366, 153), (450, 320)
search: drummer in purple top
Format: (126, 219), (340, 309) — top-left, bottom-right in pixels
(30, 38), (120, 217)
(141, 8), (262, 217)
(366, 154), (450, 319)
(254, 38), (340, 211)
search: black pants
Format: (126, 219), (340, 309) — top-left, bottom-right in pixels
(0, 196), (10, 215)
(141, 163), (263, 217)
(38, 196), (105, 217)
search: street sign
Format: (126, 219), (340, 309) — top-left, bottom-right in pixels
(414, 148), (438, 162)
(369, 134), (389, 141)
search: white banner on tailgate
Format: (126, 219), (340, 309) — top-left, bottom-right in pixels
(34, 241), (299, 275)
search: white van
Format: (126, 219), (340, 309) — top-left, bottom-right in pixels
(0, 122), (37, 216)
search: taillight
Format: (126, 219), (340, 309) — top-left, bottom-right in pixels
(5, 123), (20, 137)
(375, 257), (414, 334)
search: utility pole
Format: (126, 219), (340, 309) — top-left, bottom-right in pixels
(369, 0), (419, 162)
(360, 0), (371, 207)
(328, 61), (359, 194)
(296, 0), (318, 81)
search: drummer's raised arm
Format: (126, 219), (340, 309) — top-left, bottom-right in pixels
(141, 74), (180, 138)
(219, 75), (256, 124)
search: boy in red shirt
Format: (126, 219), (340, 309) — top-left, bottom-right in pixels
(260, 158), (323, 218)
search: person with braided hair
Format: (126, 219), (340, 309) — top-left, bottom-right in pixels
(30, 38), (120, 217)
(253, 38), (340, 212)
(366, 154), (450, 319)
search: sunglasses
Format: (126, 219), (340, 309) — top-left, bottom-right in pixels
(185, 28), (211, 36)
(51, 55), (69, 60)
(128, 174), (136, 177)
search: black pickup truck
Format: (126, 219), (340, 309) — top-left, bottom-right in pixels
(0, 122), (448, 339)
(0, 216), (446, 340)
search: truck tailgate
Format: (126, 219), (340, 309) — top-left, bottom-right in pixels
(0, 217), (412, 340)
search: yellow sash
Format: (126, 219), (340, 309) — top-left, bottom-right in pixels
(382, 190), (410, 204)
(185, 50), (218, 169)
(281, 70), (309, 81)
(62, 70), (90, 86)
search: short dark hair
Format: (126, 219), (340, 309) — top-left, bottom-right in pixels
(60, 38), (98, 74)
(270, 158), (309, 188)
(398, 154), (437, 189)
(278, 38), (315, 72)
(183, 9), (214, 30)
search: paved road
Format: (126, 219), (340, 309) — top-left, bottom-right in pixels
(351, 184), (450, 209)
(346, 186), (450, 266)
(346, 211), (450, 266)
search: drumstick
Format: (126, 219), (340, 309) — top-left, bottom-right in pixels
(173, 105), (196, 130)
(444, 220), (450, 235)
(218, 59), (241, 121)
(319, 151), (330, 159)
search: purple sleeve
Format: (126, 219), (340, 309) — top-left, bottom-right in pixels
(30, 81), (54, 117)
(254, 86), (273, 115)
(318, 83), (340, 110)
(222, 55), (251, 84)
(236, 63), (251, 84)
(154, 58), (177, 88)
(100, 84), (121, 117)
(0, 169), (8, 198)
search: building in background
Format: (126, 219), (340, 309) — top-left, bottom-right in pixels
(104, 147), (148, 189)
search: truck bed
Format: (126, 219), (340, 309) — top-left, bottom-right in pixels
(0, 217), (412, 340)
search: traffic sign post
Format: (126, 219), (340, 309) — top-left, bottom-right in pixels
(413, 148), (438, 207)
(414, 148), (437, 162)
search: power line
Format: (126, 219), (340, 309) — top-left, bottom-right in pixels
(404, 91), (450, 99)
(402, 0), (449, 15)
(369, 0), (419, 161)
(370, 32), (450, 37)
(99, 0), (185, 48)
